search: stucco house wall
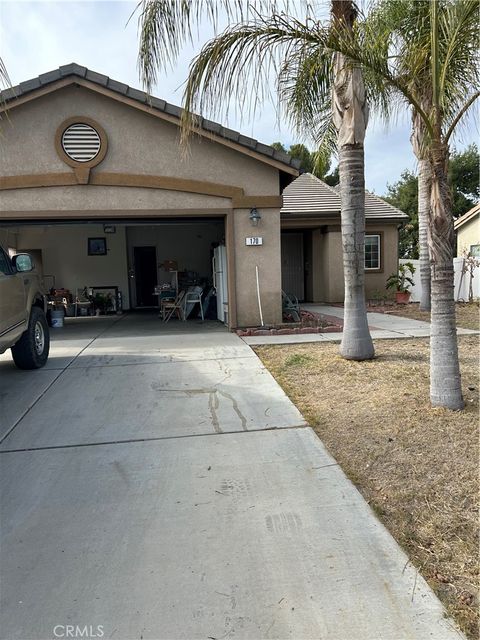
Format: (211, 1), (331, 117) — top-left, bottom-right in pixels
(0, 85), (280, 198)
(233, 208), (282, 326)
(456, 215), (480, 256)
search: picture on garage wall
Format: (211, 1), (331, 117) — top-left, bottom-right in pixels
(88, 237), (107, 256)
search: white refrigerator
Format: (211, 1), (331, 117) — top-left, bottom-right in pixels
(213, 245), (228, 324)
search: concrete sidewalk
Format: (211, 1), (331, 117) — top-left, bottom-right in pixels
(0, 314), (464, 639)
(243, 303), (478, 346)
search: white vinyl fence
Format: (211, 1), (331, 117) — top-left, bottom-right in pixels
(400, 258), (480, 302)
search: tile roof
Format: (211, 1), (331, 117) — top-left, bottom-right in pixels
(281, 172), (408, 220)
(1, 63), (301, 173)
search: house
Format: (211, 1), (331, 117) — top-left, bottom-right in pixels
(0, 64), (406, 327)
(454, 203), (480, 257)
(280, 173), (407, 302)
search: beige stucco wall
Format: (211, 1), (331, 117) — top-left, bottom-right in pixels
(457, 216), (480, 256)
(364, 224), (399, 299)
(0, 187), (231, 213)
(309, 223), (399, 303)
(0, 85), (279, 198)
(233, 208), (282, 326)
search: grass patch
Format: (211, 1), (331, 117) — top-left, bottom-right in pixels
(256, 336), (479, 639)
(284, 353), (314, 367)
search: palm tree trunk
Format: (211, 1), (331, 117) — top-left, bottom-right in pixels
(418, 159), (432, 311)
(339, 143), (374, 360)
(429, 143), (463, 409)
(411, 110), (432, 311)
(331, 0), (374, 361)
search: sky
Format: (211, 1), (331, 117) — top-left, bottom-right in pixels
(0, 0), (476, 194)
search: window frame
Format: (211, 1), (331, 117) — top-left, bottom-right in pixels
(364, 233), (382, 272)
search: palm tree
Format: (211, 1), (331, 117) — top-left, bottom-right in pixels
(330, 0), (374, 360)
(369, 0), (476, 313)
(325, 0), (479, 409)
(370, 1), (433, 311)
(391, 0), (477, 315)
(137, 0), (375, 361)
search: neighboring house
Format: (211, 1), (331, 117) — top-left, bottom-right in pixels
(281, 173), (407, 302)
(0, 64), (406, 327)
(454, 203), (480, 257)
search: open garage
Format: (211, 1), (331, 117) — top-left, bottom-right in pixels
(2, 218), (227, 321)
(0, 63), (300, 329)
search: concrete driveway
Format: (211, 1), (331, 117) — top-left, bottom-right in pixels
(0, 315), (463, 639)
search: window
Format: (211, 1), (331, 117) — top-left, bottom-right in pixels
(470, 244), (480, 257)
(0, 248), (12, 275)
(365, 235), (381, 270)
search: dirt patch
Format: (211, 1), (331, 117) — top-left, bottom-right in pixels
(369, 301), (479, 331)
(256, 336), (479, 639)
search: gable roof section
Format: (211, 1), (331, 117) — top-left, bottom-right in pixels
(281, 172), (341, 213)
(454, 203), (480, 230)
(0, 63), (301, 175)
(281, 173), (408, 221)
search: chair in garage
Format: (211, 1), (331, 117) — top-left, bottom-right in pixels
(74, 288), (93, 317)
(162, 290), (186, 322)
(183, 288), (204, 322)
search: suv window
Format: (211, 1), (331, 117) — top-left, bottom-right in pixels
(0, 248), (12, 275)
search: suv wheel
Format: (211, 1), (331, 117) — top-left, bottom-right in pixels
(11, 307), (50, 369)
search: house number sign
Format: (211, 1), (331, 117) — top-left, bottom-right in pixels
(245, 237), (263, 246)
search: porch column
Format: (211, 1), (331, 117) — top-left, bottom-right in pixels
(232, 207), (282, 327)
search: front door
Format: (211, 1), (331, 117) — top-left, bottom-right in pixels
(134, 246), (157, 307)
(281, 233), (305, 301)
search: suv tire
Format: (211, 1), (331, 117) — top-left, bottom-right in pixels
(11, 306), (50, 369)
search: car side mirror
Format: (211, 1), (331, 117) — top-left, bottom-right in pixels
(12, 253), (34, 273)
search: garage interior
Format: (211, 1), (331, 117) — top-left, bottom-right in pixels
(0, 217), (227, 324)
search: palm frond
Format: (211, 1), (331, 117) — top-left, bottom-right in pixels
(278, 46), (333, 141)
(437, 0), (480, 120)
(180, 13), (323, 141)
(0, 57), (11, 89)
(0, 57), (13, 121)
(135, 0), (301, 94)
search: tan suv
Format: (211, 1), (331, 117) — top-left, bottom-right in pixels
(0, 246), (50, 369)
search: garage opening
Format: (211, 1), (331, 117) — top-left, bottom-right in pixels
(0, 217), (228, 327)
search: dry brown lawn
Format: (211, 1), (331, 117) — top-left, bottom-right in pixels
(386, 301), (480, 330)
(256, 335), (479, 639)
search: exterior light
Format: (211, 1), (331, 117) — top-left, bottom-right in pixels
(249, 207), (261, 226)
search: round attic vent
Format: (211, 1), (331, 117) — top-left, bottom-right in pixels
(61, 123), (101, 163)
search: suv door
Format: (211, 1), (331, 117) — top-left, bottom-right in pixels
(0, 248), (27, 352)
